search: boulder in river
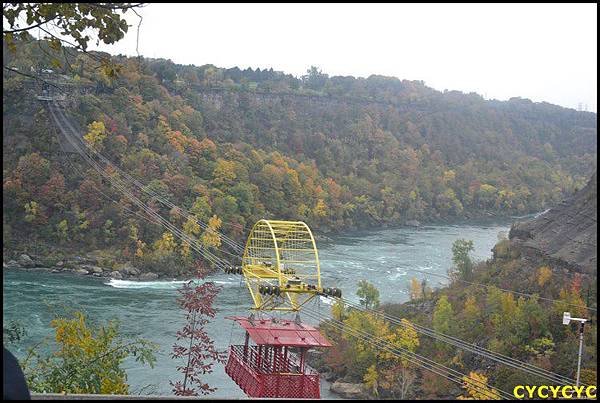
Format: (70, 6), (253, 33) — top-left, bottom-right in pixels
(6, 260), (20, 269)
(330, 381), (367, 399)
(82, 265), (104, 274)
(110, 271), (123, 279)
(74, 268), (89, 275)
(121, 264), (140, 276)
(18, 254), (36, 267)
(406, 219), (421, 227)
(139, 272), (158, 281)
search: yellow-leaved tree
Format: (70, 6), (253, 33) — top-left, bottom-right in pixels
(536, 266), (552, 287)
(153, 232), (177, 257)
(181, 215), (201, 260)
(409, 277), (422, 300)
(22, 311), (157, 395)
(458, 371), (500, 400)
(363, 364), (379, 397)
(83, 121), (107, 150)
(201, 215), (222, 248)
(379, 319), (420, 399)
(135, 239), (146, 259)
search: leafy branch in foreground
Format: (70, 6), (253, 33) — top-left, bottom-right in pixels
(21, 311), (157, 395)
(3, 3), (144, 80)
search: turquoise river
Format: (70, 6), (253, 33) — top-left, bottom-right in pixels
(4, 218), (524, 398)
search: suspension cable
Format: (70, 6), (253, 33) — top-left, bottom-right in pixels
(301, 303), (513, 400)
(324, 295), (576, 386)
(53, 103), (244, 254)
(48, 101), (233, 271)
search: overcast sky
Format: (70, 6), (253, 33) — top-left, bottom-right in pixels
(91, 3), (597, 112)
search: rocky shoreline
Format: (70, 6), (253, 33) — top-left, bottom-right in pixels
(3, 253), (169, 281)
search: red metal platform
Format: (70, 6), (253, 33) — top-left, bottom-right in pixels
(225, 316), (331, 399)
(225, 316), (332, 348)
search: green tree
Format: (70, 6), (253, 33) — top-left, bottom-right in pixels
(301, 66), (328, 91)
(451, 239), (474, 280)
(357, 280), (380, 309)
(56, 219), (69, 242)
(461, 295), (482, 341)
(433, 295), (455, 350)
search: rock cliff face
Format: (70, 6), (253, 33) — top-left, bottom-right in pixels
(509, 172), (597, 275)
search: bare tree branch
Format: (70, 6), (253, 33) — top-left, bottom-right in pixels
(131, 8), (143, 59)
(3, 15), (59, 33)
(88, 3), (146, 11)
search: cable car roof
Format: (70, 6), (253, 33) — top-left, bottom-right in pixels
(227, 316), (332, 348)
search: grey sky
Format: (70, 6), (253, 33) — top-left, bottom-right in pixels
(92, 3), (597, 111)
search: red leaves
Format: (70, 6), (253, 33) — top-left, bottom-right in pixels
(170, 280), (225, 396)
(39, 172), (67, 208)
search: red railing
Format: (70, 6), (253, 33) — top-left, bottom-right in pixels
(225, 345), (321, 398)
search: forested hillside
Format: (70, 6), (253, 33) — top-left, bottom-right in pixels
(3, 38), (597, 274)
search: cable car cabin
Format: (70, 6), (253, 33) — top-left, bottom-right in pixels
(225, 316), (332, 399)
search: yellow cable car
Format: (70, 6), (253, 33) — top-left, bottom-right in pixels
(240, 219), (340, 311)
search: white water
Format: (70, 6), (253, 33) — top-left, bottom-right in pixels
(105, 279), (238, 289)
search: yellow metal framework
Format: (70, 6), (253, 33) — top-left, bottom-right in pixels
(242, 220), (322, 311)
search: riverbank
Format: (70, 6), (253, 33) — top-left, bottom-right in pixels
(3, 253), (173, 282)
(3, 212), (519, 284)
(2, 210), (538, 275)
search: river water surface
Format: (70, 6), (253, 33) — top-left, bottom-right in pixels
(3, 219), (515, 397)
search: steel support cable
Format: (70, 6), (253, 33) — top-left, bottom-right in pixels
(46, 95), (585, 385)
(339, 297), (576, 386)
(55, 131), (164, 227)
(48, 102), (232, 271)
(52, 103), (244, 254)
(325, 295), (576, 386)
(321, 249), (596, 313)
(52, 104), (244, 254)
(61, 132), (245, 274)
(300, 310), (509, 401)
(52, 105), (240, 275)
(301, 304), (513, 400)
(332, 296), (574, 385)
(303, 304), (515, 400)
(300, 305), (513, 400)
(51, 102), (240, 249)
(402, 266), (596, 313)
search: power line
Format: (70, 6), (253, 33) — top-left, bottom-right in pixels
(49, 98), (244, 255)
(301, 303), (513, 400)
(47, 101), (235, 272)
(325, 295), (576, 386)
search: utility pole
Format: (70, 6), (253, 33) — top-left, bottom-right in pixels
(562, 312), (588, 387)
